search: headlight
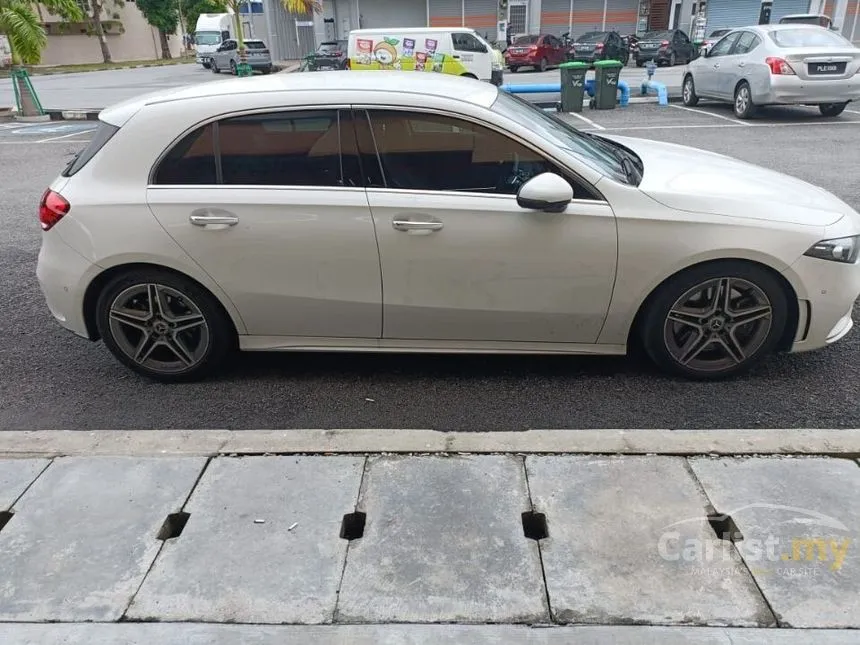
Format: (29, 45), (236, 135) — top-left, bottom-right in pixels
(804, 235), (860, 264)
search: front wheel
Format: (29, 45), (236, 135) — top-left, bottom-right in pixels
(96, 269), (235, 382)
(635, 59), (644, 68)
(733, 82), (757, 119)
(682, 74), (699, 107)
(819, 102), (848, 117)
(230, 60), (237, 75)
(211, 60), (220, 74)
(639, 262), (788, 380)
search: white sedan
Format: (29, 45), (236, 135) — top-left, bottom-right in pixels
(37, 71), (860, 381)
(683, 24), (860, 118)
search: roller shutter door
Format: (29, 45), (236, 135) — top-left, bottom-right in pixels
(541, 0), (571, 36)
(705, 0), (759, 32)
(649, 0), (670, 28)
(604, 0), (638, 34)
(844, 0), (859, 42)
(464, 0), (497, 36)
(770, 0), (814, 23)
(360, 0), (427, 27)
(570, 0), (605, 38)
(429, 0), (461, 27)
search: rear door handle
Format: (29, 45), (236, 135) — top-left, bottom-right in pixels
(392, 218), (443, 232)
(713, 63), (720, 68)
(189, 209), (239, 227)
(737, 62), (745, 67)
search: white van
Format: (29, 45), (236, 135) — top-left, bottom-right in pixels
(347, 27), (503, 85)
(195, 12), (235, 69)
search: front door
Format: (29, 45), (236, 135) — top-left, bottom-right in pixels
(146, 109), (382, 339)
(354, 108), (617, 344)
(451, 31), (494, 80)
(695, 31), (740, 96)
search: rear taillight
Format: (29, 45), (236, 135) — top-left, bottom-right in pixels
(661, 40), (670, 47)
(766, 57), (796, 75)
(345, 58), (351, 69)
(529, 45), (538, 50)
(39, 189), (69, 231)
(595, 43), (604, 51)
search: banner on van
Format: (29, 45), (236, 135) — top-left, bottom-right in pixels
(350, 35), (468, 75)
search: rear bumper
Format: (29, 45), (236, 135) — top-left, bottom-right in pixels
(311, 57), (347, 70)
(36, 233), (96, 340)
(506, 56), (539, 67)
(759, 75), (860, 105)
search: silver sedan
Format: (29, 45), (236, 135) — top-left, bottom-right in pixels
(683, 24), (860, 118)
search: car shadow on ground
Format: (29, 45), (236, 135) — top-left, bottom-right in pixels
(695, 101), (860, 123)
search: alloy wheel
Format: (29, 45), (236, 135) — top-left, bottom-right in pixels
(735, 86), (750, 115)
(662, 277), (773, 373)
(107, 283), (210, 375)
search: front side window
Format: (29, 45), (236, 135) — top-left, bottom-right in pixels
(359, 110), (581, 196)
(708, 32), (741, 57)
(452, 32), (487, 53)
(152, 110), (360, 187)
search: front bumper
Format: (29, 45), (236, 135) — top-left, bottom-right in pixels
(36, 233), (97, 340)
(783, 254), (860, 353)
(759, 75), (860, 105)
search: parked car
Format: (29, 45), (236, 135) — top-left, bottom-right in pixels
(505, 34), (568, 72)
(701, 28), (732, 54)
(779, 14), (835, 29)
(311, 40), (349, 71)
(571, 31), (629, 66)
(683, 25), (860, 118)
(210, 38), (273, 75)
(37, 72), (860, 381)
(622, 33), (639, 63)
(635, 29), (696, 66)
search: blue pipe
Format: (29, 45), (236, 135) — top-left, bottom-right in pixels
(500, 83), (561, 94)
(617, 80), (630, 107)
(640, 79), (669, 106)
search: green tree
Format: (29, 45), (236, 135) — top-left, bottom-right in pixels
(76, 0), (124, 63)
(180, 0), (226, 39)
(136, 0), (178, 59)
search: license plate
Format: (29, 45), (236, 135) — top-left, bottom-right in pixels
(319, 65), (332, 71)
(641, 43), (657, 49)
(809, 62), (846, 75)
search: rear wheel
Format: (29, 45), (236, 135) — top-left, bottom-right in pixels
(733, 82), (757, 119)
(539, 57), (548, 72)
(211, 60), (219, 73)
(96, 269), (235, 382)
(230, 60), (237, 75)
(639, 261), (787, 379)
(510, 66), (520, 73)
(669, 52), (677, 66)
(819, 102), (848, 117)
(636, 59), (644, 67)
(682, 74), (699, 107)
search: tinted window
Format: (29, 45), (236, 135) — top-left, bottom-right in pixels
(62, 120), (119, 177)
(218, 111), (345, 186)
(708, 32), (741, 57)
(577, 32), (606, 42)
(770, 28), (850, 47)
(362, 110), (572, 195)
(513, 35), (540, 44)
(245, 41), (267, 50)
(452, 32), (487, 52)
(709, 29), (731, 38)
(643, 30), (672, 40)
(733, 32), (760, 55)
(153, 124), (217, 185)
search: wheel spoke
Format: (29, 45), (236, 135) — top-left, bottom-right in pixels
(165, 334), (195, 366)
(731, 304), (771, 327)
(667, 308), (703, 330)
(702, 278), (728, 316)
(109, 308), (151, 332)
(717, 331), (746, 365)
(678, 331), (714, 365)
(133, 332), (158, 364)
(147, 284), (167, 318)
(172, 315), (207, 334)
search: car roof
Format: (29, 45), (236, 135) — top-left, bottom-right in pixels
(99, 71), (500, 126)
(350, 27), (475, 34)
(754, 22), (831, 31)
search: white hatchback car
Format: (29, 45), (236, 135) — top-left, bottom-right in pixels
(37, 72), (860, 381)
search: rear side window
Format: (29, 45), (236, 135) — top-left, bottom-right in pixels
(62, 121), (119, 177)
(770, 28), (850, 48)
(153, 124), (217, 185)
(733, 32), (761, 55)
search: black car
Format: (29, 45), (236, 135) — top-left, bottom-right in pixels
(635, 29), (696, 67)
(571, 30), (628, 66)
(310, 40), (348, 71)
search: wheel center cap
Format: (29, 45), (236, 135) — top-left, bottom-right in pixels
(152, 320), (169, 335)
(708, 317), (726, 331)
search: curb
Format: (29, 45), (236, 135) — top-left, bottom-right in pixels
(1, 429), (858, 458)
(44, 109), (101, 121)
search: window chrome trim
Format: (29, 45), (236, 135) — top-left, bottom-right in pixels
(363, 187), (609, 206)
(349, 104), (608, 203)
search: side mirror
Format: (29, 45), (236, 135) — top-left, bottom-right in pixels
(516, 173), (573, 213)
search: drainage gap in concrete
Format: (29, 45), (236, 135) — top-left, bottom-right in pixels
(157, 512), (190, 540)
(0, 511), (13, 533)
(521, 511), (549, 541)
(708, 511), (743, 542)
(340, 511), (366, 540)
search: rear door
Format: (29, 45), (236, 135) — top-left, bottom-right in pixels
(720, 31), (763, 98)
(146, 108), (382, 339)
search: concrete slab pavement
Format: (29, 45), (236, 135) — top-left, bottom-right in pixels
(0, 459), (48, 508)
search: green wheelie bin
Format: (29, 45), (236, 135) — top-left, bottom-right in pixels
(592, 59), (623, 110)
(558, 61), (589, 113)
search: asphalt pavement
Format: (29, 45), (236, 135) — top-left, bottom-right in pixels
(2, 104), (860, 430)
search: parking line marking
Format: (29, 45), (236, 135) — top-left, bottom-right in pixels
(670, 104), (752, 126)
(565, 112), (606, 130)
(846, 109), (860, 115)
(36, 129), (96, 143)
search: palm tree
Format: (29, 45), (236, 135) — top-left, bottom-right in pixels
(0, 0), (82, 115)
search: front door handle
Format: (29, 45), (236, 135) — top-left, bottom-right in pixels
(713, 63), (720, 69)
(189, 210), (239, 227)
(392, 218), (443, 232)
(738, 62), (745, 68)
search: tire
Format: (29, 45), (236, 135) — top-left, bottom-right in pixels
(539, 57), (548, 72)
(669, 52), (677, 66)
(262, 66), (272, 75)
(636, 59), (644, 67)
(682, 74), (699, 107)
(95, 269), (235, 383)
(819, 102), (848, 117)
(510, 66), (520, 73)
(201, 62), (211, 69)
(639, 261), (788, 380)
(211, 60), (219, 74)
(733, 82), (757, 119)
(230, 60), (237, 76)
(461, 72), (478, 79)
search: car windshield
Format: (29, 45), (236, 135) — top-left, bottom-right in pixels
(780, 15), (830, 26)
(491, 91), (631, 183)
(577, 32), (605, 42)
(318, 42), (345, 52)
(195, 31), (221, 45)
(642, 31), (672, 40)
(770, 28), (850, 47)
(513, 35), (540, 45)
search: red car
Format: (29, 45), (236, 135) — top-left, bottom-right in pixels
(505, 34), (568, 72)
